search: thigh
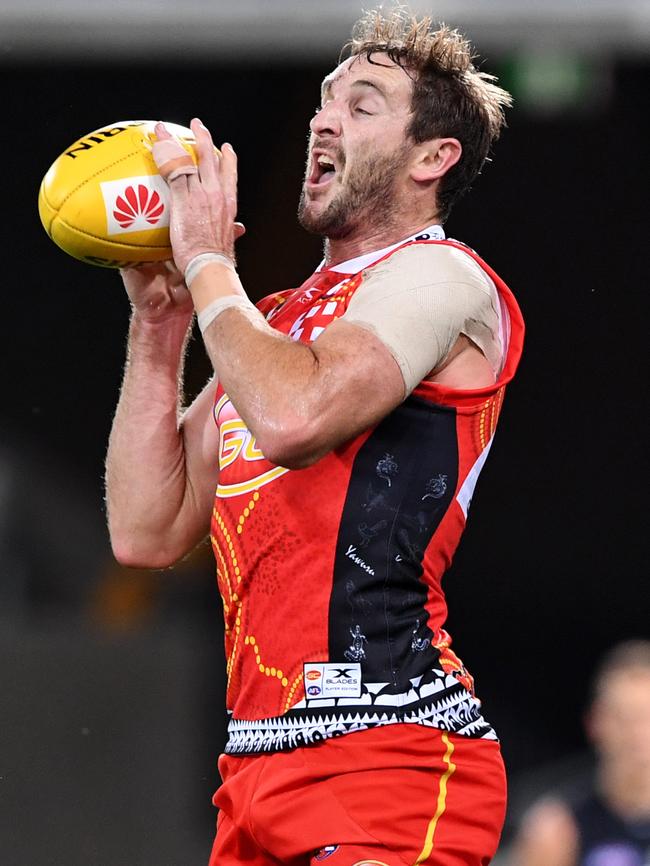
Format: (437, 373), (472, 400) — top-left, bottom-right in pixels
(306, 726), (506, 866)
(209, 809), (282, 866)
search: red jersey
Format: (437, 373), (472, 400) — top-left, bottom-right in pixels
(210, 229), (525, 755)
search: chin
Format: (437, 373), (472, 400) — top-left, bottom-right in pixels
(298, 195), (329, 235)
(298, 191), (356, 240)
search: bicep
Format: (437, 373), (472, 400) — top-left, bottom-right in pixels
(305, 318), (405, 455)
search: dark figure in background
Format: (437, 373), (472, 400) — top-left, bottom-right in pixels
(511, 640), (650, 866)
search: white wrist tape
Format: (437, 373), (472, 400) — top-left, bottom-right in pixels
(197, 294), (259, 335)
(184, 252), (235, 289)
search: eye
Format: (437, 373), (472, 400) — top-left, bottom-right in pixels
(354, 105), (373, 116)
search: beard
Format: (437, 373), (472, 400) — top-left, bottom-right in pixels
(298, 143), (410, 240)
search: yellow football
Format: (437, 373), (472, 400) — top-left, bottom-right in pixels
(37, 120), (197, 268)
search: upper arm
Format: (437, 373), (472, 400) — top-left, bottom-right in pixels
(281, 244), (500, 465)
(509, 798), (579, 866)
(174, 376), (221, 548)
(297, 316), (406, 462)
(341, 244), (503, 390)
(270, 245), (499, 468)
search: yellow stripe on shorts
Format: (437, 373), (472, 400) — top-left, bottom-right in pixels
(413, 732), (457, 865)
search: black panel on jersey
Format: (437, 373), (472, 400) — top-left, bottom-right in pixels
(329, 395), (459, 691)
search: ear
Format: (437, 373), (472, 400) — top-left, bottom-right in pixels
(409, 138), (462, 183)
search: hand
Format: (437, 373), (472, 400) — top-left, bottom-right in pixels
(152, 118), (246, 274)
(120, 260), (195, 324)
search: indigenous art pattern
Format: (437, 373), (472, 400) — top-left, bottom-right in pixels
(210, 227), (525, 755)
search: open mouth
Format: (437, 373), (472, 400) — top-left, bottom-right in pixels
(309, 152), (338, 187)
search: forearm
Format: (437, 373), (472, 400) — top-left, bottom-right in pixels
(206, 308), (323, 464)
(105, 310), (200, 566)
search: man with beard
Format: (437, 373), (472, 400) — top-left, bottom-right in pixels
(106, 7), (524, 866)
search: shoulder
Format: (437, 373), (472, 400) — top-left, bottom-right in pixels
(363, 241), (496, 295)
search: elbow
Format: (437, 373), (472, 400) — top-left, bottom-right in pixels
(255, 419), (326, 470)
(109, 528), (183, 570)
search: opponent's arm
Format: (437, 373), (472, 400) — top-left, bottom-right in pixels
(105, 263), (221, 568)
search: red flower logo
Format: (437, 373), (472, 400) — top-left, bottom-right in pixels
(113, 184), (165, 228)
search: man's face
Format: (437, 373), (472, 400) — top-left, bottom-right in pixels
(588, 669), (650, 768)
(298, 53), (415, 240)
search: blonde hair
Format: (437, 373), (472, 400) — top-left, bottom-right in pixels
(344, 6), (513, 219)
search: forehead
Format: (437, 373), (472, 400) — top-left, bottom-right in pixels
(596, 669), (650, 707)
(321, 53), (413, 104)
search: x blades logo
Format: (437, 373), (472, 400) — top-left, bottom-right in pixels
(303, 662), (361, 699)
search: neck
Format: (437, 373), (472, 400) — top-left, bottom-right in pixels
(323, 215), (441, 268)
(598, 760), (650, 819)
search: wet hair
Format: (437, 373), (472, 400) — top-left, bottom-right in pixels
(343, 5), (513, 221)
(591, 639), (650, 701)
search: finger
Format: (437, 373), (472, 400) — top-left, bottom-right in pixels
(153, 122), (198, 182)
(233, 222), (246, 241)
(190, 117), (220, 188)
(220, 142), (239, 218)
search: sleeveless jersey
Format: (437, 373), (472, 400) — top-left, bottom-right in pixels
(210, 232), (525, 755)
(570, 793), (650, 866)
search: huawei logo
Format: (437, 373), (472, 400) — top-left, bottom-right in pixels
(113, 184), (165, 228)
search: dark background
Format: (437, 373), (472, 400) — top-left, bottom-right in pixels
(1, 48), (648, 866)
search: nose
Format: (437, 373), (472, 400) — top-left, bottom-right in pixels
(309, 101), (342, 138)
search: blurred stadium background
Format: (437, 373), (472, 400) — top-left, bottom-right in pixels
(0, 1), (648, 863)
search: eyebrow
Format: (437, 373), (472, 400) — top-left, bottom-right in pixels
(320, 77), (390, 102)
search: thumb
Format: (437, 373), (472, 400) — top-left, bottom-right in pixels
(233, 222), (246, 242)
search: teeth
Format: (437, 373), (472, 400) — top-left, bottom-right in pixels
(317, 155), (335, 168)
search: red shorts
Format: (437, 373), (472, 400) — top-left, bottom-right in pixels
(209, 724), (507, 866)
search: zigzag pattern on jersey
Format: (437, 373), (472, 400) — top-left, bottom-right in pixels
(224, 667), (494, 754)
